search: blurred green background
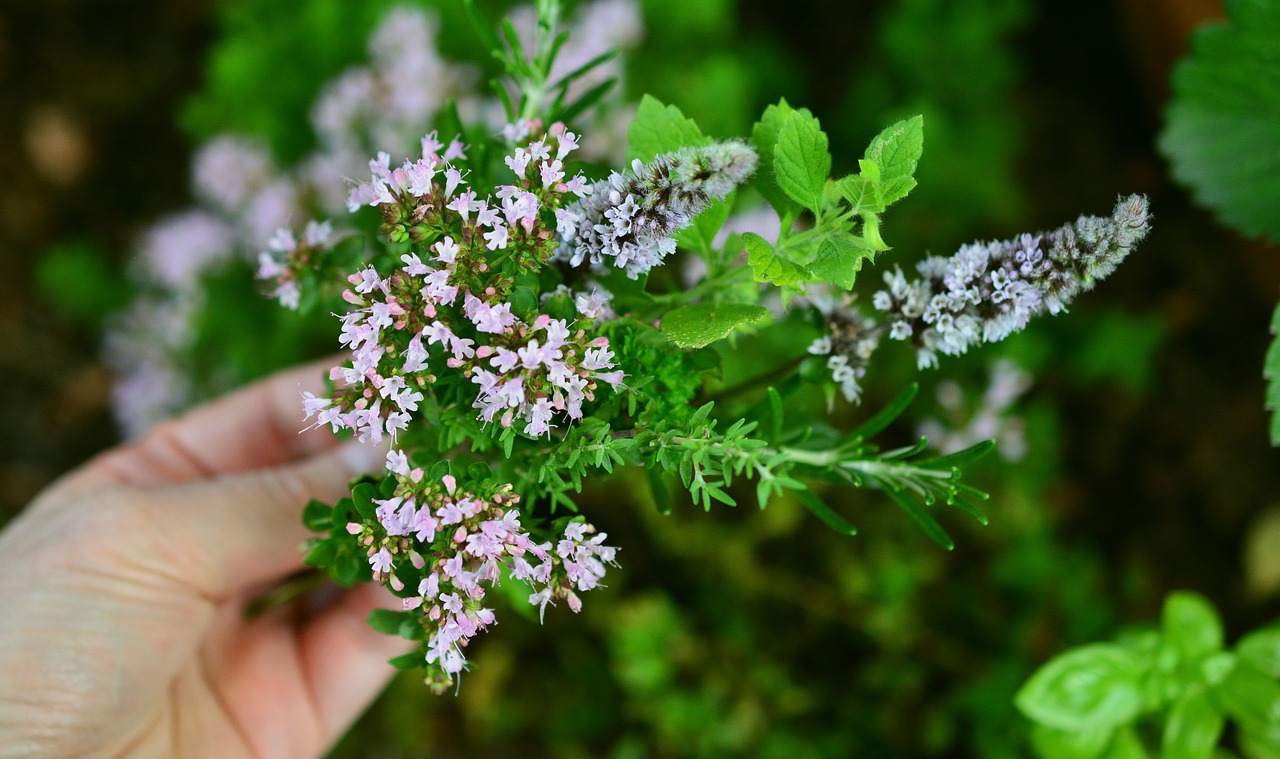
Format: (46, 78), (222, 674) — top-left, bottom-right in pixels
(3, 0), (1280, 756)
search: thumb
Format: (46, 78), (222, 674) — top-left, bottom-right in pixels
(135, 441), (386, 601)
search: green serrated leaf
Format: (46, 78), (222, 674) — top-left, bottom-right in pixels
(863, 114), (924, 207)
(743, 232), (808, 288)
(834, 173), (885, 215)
(628, 94), (707, 164)
(750, 100), (805, 215)
(1016, 644), (1146, 731)
(1160, 1), (1280, 241)
(809, 236), (873, 290)
(774, 111), (831, 214)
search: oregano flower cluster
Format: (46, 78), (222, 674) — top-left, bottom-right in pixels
(345, 454), (617, 693)
(306, 126), (626, 444)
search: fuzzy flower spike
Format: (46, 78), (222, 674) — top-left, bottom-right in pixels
(561, 140), (758, 277)
(810, 195), (1151, 398)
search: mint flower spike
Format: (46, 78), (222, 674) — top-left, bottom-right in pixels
(561, 139), (758, 278)
(873, 194), (1152, 370)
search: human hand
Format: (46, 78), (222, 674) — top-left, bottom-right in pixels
(0, 363), (405, 759)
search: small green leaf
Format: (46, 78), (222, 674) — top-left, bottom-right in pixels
(660, 303), (771, 348)
(387, 651), (424, 671)
(351, 482), (378, 521)
(743, 232), (808, 288)
(861, 213), (890, 251)
(834, 173), (885, 215)
(628, 95), (707, 164)
(1238, 625), (1280, 678)
(793, 488), (857, 536)
(1163, 591), (1225, 663)
(1163, 686), (1225, 759)
(301, 498), (332, 532)
(367, 609), (404, 636)
(848, 383), (919, 442)
(809, 236), (873, 290)
(884, 487), (954, 550)
(774, 110), (831, 214)
(863, 114), (924, 207)
(1016, 644), (1146, 731)
(1030, 724), (1113, 759)
(302, 539), (336, 568)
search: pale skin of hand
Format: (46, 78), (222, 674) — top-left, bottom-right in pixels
(0, 363), (408, 759)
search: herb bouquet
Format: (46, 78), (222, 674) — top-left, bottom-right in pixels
(268, 0), (1151, 693)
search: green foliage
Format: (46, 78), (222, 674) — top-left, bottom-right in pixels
(627, 94), (709, 163)
(34, 241), (133, 326)
(183, 0), (419, 161)
(740, 108), (922, 300)
(659, 303), (771, 348)
(1018, 591), (1280, 759)
(773, 109), (831, 215)
(1161, 0), (1280, 242)
(860, 114), (924, 207)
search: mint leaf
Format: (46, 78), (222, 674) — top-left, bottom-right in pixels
(750, 100), (805, 215)
(628, 94), (707, 164)
(863, 114), (924, 207)
(834, 173), (885, 216)
(660, 302), (771, 348)
(810, 236), (873, 290)
(1266, 300), (1280, 445)
(743, 232), (807, 288)
(1015, 644), (1146, 731)
(1162, 687), (1224, 759)
(1160, 0), (1280, 241)
(774, 111), (831, 214)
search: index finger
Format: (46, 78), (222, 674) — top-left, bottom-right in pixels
(59, 359), (341, 495)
